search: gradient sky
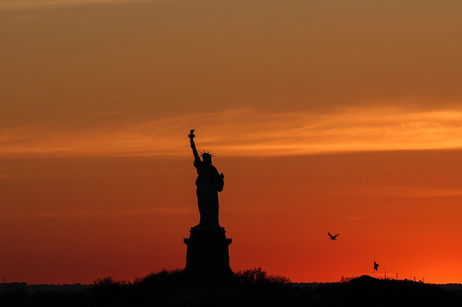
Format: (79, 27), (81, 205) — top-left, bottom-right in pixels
(1, 0), (462, 284)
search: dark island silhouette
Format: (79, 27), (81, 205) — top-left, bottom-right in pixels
(3, 131), (462, 305)
(3, 272), (461, 306)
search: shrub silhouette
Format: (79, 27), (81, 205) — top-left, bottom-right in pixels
(346, 275), (447, 307)
(234, 267), (290, 285)
(130, 268), (183, 304)
(312, 275), (448, 307)
(134, 268), (183, 294)
(2, 270), (459, 306)
(233, 267), (291, 302)
(91, 276), (131, 305)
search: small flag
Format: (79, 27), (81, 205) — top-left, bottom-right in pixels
(374, 260), (379, 271)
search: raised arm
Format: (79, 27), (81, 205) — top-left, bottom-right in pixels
(189, 129), (200, 161)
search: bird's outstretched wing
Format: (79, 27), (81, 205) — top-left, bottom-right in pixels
(328, 232), (339, 240)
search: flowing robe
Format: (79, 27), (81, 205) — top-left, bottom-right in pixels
(194, 157), (224, 227)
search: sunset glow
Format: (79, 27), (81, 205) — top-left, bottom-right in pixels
(1, 0), (462, 286)
(2, 106), (462, 158)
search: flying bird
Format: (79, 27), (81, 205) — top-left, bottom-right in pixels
(328, 232), (339, 240)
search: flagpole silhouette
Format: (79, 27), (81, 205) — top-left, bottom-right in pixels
(373, 260), (379, 278)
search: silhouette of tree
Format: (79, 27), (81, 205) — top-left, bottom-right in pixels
(2, 270), (459, 306)
(132, 268), (183, 303)
(233, 268), (291, 303)
(91, 276), (131, 305)
(234, 267), (290, 285)
(312, 275), (448, 307)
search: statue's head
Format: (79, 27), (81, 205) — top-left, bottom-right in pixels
(201, 152), (213, 165)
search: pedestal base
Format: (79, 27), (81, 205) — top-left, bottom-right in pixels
(183, 226), (233, 286)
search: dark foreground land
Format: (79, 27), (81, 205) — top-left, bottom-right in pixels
(2, 268), (462, 306)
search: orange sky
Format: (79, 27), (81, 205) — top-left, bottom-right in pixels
(1, 0), (462, 284)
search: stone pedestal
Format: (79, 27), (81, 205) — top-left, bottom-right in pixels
(183, 226), (233, 286)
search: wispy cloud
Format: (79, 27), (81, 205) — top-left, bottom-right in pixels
(1, 106), (462, 158)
